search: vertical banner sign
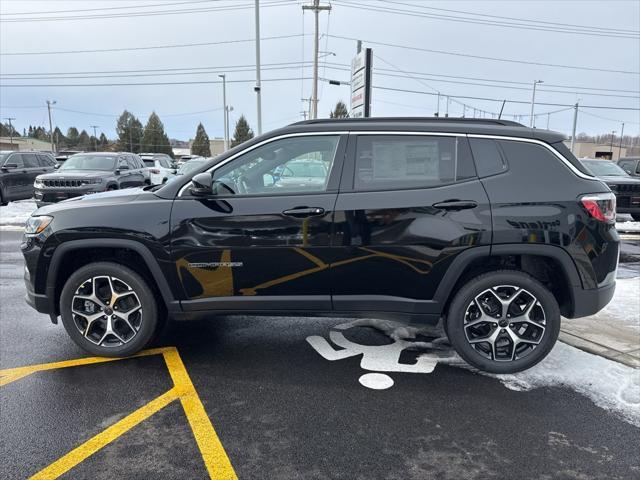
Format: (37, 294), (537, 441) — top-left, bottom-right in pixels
(350, 48), (372, 118)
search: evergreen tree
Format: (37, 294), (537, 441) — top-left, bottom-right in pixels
(0, 122), (20, 137)
(66, 127), (79, 147)
(329, 101), (349, 118)
(141, 112), (172, 156)
(99, 133), (109, 148)
(191, 123), (211, 156)
(77, 130), (91, 150)
(230, 115), (254, 147)
(52, 127), (66, 149)
(115, 110), (144, 153)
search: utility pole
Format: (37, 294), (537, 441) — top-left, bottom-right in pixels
(435, 92), (440, 117)
(529, 80), (543, 127)
(219, 74), (228, 150)
(303, 0), (331, 119)
(618, 123), (625, 160)
(445, 96), (450, 117)
(570, 102), (579, 153)
(46, 100), (56, 153)
(546, 113), (550, 129)
(129, 118), (133, 152)
(254, 0), (262, 135)
(609, 130), (616, 159)
(5, 117), (16, 147)
(90, 125), (99, 151)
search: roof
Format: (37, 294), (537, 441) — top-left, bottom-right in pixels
(282, 117), (566, 143)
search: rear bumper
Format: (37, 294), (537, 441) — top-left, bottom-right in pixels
(568, 281), (616, 319)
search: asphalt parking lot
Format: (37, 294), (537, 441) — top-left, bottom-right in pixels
(1, 229), (639, 480)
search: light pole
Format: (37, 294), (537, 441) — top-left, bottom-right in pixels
(46, 100), (57, 153)
(618, 123), (625, 160)
(302, 0), (331, 119)
(225, 105), (233, 148)
(254, 0), (262, 135)
(219, 74), (228, 150)
(90, 125), (99, 151)
(529, 80), (543, 127)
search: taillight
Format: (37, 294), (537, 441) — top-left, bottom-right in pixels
(580, 192), (616, 223)
(150, 168), (160, 174)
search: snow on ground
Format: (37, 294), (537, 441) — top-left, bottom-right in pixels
(0, 201), (37, 226)
(493, 342), (640, 428)
(587, 277), (640, 332)
(617, 221), (640, 233)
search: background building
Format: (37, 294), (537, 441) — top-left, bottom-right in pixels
(564, 140), (627, 160)
(0, 137), (52, 151)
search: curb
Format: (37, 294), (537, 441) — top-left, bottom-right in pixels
(559, 331), (640, 368)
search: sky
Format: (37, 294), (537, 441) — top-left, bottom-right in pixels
(1, 0), (639, 143)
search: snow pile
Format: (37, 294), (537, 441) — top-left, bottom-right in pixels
(494, 342), (640, 427)
(0, 201), (37, 226)
(593, 277), (640, 331)
(616, 220), (640, 233)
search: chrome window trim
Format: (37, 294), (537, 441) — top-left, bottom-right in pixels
(467, 133), (596, 180)
(178, 129), (595, 196)
(178, 131), (348, 196)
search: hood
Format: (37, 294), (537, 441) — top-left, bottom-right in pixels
(35, 187), (148, 216)
(596, 175), (640, 185)
(37, 169), (112, 180)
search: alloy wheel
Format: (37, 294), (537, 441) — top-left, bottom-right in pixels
(71, 275), (143, 347)
(463, 285), (546, 362)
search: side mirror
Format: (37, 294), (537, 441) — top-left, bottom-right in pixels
(2, 163), (17, 170)
(191, 172), (213, 196)
(54, 164), (60, 169)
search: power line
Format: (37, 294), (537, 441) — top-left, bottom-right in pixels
(0, 76), (316, 88)
(382, 0), (639, 35)
(0, 0), (294, 23)
(0, 0), (214, 16)
(332, 0), (639, 40)
(329, 35), (640, 75)
(0, 33), (307, 56)
(373, 85), (640, 111)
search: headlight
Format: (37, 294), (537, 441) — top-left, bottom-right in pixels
(81, 178), (102, 185)
(25, 216), (53, 235)
(34, 178), (44, 188)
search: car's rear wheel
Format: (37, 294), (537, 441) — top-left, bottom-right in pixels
(60, 262), (158, 356)
(0, 188), (6, 206)
(445, 270), (560, 374)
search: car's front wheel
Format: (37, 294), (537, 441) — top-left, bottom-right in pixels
(60, 262), (158, 356)
(445, 270), (560, 374)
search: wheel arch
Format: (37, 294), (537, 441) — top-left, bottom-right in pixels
(435, 244), (581, 319)
(46, 239), (179, 322)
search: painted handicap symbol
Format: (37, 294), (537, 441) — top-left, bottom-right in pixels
(306, 318), (462, 390)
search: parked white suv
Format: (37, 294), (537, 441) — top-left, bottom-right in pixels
(139, 153), (176, 185)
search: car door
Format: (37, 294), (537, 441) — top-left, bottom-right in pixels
(2, 153), (27, 201)
(21, 153), (45, 198)
(170, 133), (346, 312)
(116, 157), (132, 188)
(331, 133), (492, 317)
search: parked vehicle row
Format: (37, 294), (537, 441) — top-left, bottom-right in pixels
(581, 158), (640, 221)
(0, 151), (57, 205)
(139, 153), (177, 185)
(22, 118), (619, 374)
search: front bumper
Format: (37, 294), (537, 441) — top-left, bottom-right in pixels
(34, 186), (104, 205)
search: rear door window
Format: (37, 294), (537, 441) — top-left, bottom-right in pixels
(353, 135), (476, 191)
(7, 153), (24, 168)
(469, 138), (508, 178)
(22, 153), (40, 168)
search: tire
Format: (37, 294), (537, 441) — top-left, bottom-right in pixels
(60, 261), (159, 357)
(445, 270), (560, 374)
(631, 214), (640, 222)
(0, 188), (6, 206)
(107, 185), (118, 191)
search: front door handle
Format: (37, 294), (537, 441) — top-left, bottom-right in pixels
(282, 207), (325, 218)
(432, 200), (478, 211)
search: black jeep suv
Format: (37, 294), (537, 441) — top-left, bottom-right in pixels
(34, 152), (148, 207)
(21, 118), (619, 373)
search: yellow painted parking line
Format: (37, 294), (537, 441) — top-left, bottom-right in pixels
(2, 347), (237, 480)
(29, 388), (179, 480)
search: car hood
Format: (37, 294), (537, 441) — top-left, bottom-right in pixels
(35, 187), (149, 216)
(596, 175), (640, 185)
(37, 169), (111, 180)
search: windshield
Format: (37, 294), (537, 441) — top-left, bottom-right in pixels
(142, 159), (155, 167)
(60, 155), (116, 171)
(178, 160), (207, 175)
(581, 160), (629, 177)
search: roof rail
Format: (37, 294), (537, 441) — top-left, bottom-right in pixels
(291, 116), (525, 127)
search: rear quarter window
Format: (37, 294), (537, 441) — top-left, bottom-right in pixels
(469, 138), (508, 177)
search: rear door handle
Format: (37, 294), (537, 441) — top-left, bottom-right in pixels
(282, 207), (326, 218)
(432, 200), (478, 211)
